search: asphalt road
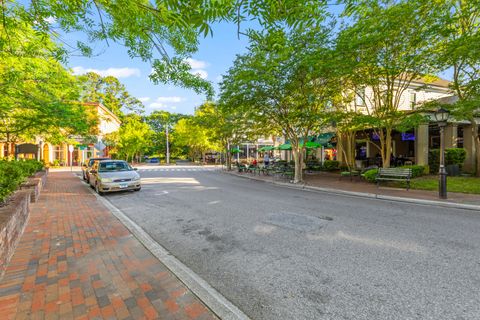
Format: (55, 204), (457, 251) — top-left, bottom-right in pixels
(104, 166), (480, 320)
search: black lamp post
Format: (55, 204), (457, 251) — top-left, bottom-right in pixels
(434, 107), (450, 199)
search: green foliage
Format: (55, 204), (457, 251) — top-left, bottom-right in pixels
(362, 168), (379, 183)
(144, 110), (187, 158)
(445, 148), (467, 166)
(0, 160), (44, 203)
(336, 0), (441, 168)
(220, 27), (337, 182)
(4, 1), (326, 96)
(107, 116), (154, 162)
(429, 148), (467, 172)
(0, 14), (92, 150)
(78, 73), (144, 117)
(173, 117), (220, 161)
(399, 165), (427, 178)
(322, 160), (340, 171)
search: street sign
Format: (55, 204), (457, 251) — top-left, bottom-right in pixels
(68, 145), (74, 153)
(94, 141), (106, 151)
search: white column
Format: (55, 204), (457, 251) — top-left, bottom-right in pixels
(415, 124), (429, 166)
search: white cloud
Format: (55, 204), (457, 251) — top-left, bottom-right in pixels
(72, 66), (141, 78)
(189, 69), (208, 80)
(185, 58), (209, 69)
(149, 102), (167, 109)
(148, 103), (178, 111)
(138, 97), (150, 103)
(45, 17), (56, 24)
(155, 96), (185, 103)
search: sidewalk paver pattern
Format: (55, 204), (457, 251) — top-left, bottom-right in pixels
(0, 172), (217, 320)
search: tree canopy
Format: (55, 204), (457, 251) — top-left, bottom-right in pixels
(2, 0), (327, 96)
(0, 16), (93, 155)
(220, 27), (337, 182)
(78, 72), (144, 118)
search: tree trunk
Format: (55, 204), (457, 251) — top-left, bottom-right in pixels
(381, 128), (392, 168)
(292, 146), (304, 184)
(225, 145), (232, 170)
(475, 127), (480, 177)
(5, 133), (11, 158)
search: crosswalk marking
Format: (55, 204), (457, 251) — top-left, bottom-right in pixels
(138, 167), (219, 172)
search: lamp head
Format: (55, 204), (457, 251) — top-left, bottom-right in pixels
(434, 107), (450, 123)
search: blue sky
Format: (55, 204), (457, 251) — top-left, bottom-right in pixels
(67, 22), (251, 115)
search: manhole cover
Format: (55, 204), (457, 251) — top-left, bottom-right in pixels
(264, 213), (332, 232)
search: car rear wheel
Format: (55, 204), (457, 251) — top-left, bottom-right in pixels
(134, 187), (141, 192)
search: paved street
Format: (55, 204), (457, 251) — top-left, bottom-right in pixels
(104, 166), (480, 320)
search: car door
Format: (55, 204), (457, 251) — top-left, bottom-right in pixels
(89, 162), (99, 187)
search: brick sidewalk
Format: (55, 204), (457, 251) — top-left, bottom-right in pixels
(0, 172), (217, 320)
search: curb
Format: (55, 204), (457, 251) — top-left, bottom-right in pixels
(76, 173), (250, 320)
(225, 171), (480, 212)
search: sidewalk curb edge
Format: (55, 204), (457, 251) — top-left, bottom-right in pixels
(78, 174), (251, 320)
(225, 171), (480, 212)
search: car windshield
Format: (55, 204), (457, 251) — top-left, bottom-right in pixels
(98, 161), (131, 172)
(89, 158), (108, 167)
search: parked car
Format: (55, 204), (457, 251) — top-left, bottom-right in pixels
(89, 160), (141, 195)
(82, 157), (110, 182)
(146, 157), (160, 163)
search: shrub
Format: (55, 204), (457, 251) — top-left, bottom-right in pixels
(399, 165), (427, 178)
(445, 148), (467, 167)
(429, 148), (467, 172)
(0, 160), (44, 204)
(362, 168), (378, 183)
(323, 160), (340, 171)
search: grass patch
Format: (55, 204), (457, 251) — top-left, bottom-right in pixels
(402, 175), (480, 194)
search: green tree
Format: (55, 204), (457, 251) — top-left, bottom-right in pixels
(114, 116), (153, 162)
(78, 72), (144, 117)
(220, 28), (336, 183)
(194, 101), (268, 170)
(3, 1), (326, 96)
(145, 110), (187, 161)
(432, 0), (480, 175)
(337, 0), (441, 168)
(173, 118), (219, 162)
(0, 16), (93, 157)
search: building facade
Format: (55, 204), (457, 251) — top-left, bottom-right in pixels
(0, 102), (121, 166)
(335, 77), (479, 172)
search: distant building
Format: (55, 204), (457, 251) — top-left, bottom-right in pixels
(0, 102), (121, 166)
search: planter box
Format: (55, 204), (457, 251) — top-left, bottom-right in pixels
(20, 178), (42, 203)
(0, 190), (30, 279)
(34, 169), (48, 188)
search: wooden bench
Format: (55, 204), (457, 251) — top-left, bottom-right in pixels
(376, 168), (413, 190)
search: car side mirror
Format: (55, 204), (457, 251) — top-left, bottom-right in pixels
(133, 168), (138, 171)
(90, 169), (97, 174)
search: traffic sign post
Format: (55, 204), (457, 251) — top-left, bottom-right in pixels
(68, 145), (74, 172)
(94, 141), (106, 157)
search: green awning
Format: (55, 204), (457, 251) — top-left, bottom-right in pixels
(258, 146), (275, 152)
(230, 148), (243, 153)
(314, 132), (335, 146)
(276, 144), (292, 150)
(304, 141), (321, 149)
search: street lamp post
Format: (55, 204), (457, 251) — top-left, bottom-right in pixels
(434, 108), (450, 199)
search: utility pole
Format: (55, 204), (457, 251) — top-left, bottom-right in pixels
(166, 123), (170, 165)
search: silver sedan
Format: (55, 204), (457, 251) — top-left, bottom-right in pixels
(89, 160), (141, 195)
